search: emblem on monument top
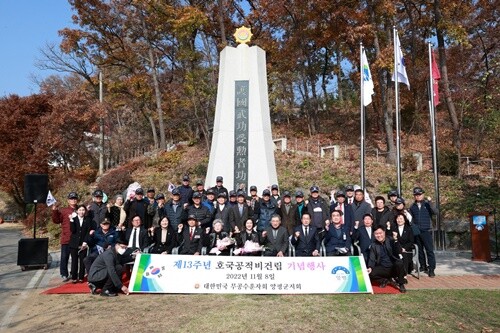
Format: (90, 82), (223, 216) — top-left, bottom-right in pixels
(234, 26), (253, 44)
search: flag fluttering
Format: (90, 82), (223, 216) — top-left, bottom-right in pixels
(431, 50), (441, 106)
(392, 32), (410, 89)
(46, 190), (57, 207)
(362, 49), (375, 106)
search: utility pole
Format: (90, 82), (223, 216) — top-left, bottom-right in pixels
(98, 71), (104, 176)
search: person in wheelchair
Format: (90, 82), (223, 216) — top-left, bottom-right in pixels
(324, 210), (351, 256)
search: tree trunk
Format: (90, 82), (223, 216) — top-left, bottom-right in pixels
(434, 0), (461, 176)
(336, 48), (343, 101)
(367, 0), (396, 164)
(217, 0), (227, 48)
(148, 115), (159, 150)
(148, 47), (166, 150)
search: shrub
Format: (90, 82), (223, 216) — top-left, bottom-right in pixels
(439, 149), (459, 176)
(96, 166), (134, 196)
(402, 153), (418, 172)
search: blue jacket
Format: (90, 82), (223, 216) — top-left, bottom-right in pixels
(88, 227), (118, 254)
(255, 199), (278, 232)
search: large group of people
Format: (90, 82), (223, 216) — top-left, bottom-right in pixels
(52, 175), (437, 296)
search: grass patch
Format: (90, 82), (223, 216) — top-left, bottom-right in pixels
(12, 290), (500, 333)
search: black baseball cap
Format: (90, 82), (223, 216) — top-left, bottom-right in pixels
(93, 190), (103, 197)
(310, 186), (319, 193)
(395, 197), (405, 205)
(335, 190), (346, 198)
(206, 189), (215, 195)
(250, 185), (257, 191)
(216, 176), (223, 182)
(413, 187), (425, 195)
(282, 191), (291, 197)
(187, 214), (197, 221)
(135, 188), (144, 195)
(271, 184), (279, 190)
(218, 192), (227, 198)
(172, 188), (180, 195)
(345, 185), (354, 191)
(192, 192), (202, 199)
(237, 190), (246, 197)
(147, 187), (155, 193)
(155, 193), (165, 200)
(67, 192), (79, 199)
(196, 179), (203, 186)
(262, 189), (271, 196)
(295, 191), (304, 198)
(183, 175), (190, 181)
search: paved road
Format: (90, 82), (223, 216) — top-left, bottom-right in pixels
(0, 225), (54, 331)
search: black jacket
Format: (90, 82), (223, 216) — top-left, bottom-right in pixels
(69, 215), (95, 249)
(150, 226), (177, 254)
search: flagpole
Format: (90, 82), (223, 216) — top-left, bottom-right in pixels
(393, 27), (402, 196)
(428, 42), (443, 250)
(360, 42), (366, 190)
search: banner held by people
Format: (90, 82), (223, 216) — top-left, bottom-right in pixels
(129, 254), (373, 294)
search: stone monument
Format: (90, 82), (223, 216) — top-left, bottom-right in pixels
(205, 26), (278, 193)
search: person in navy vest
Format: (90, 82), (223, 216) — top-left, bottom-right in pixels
(409, 187), (438, 277)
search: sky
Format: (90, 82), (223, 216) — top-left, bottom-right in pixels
(0, 1), (75, 97)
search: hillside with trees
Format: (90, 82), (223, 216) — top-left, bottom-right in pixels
(0, 1), (498, 231)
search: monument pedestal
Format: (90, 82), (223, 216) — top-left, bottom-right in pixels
(206, 43), (277, 193)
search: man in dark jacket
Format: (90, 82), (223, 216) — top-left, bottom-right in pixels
(254, 189), (278, 232)
(294, 191), (308, 225)
(306, 186), (329, 231)
(278, 191), (297, 235)
(210, 176), (228, 198)
(177, 214), (205, 255)
(229, 190), (253, 232)
(291, 212), (320, 256)
(123, 188), (152, 228)
(186, 192), (212, 229)
(329, 190), (354, 234)
(88, 239), (130, 297)
(177, 175), (194, 207)
(367, 225), (406, 293)
(260, 214), (288, 256)
(165, 188), (187, 230)
(88, 190), (108, 229)
(324, 210), (351, 256)
(409, 187), (438, 277)
(351, 188), (372, 225)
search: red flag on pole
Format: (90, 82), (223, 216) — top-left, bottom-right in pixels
(432, 51), (441, 106)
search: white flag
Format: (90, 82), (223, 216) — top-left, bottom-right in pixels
(392, 32), (410, 89)
(362, 49), (375, 106)
(167, 182), (176, 193)
(46, 190), (57, 207)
